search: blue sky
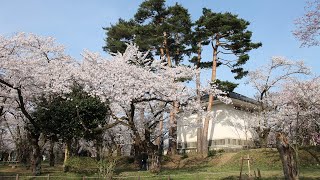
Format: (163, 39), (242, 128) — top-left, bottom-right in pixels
(1, 0), (319, 97)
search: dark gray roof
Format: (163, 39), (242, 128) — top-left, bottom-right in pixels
(228, 92), (258, 104)
(201, 92), (258, 105)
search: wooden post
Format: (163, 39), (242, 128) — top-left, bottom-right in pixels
(82, 176), (86, 180)
(239, 157), (244, 180)
(16, 174), (19, 180)
(257, 168), (261, 178)
(138, 175), (140, 180)
(168, 175), (170, 180)
(47, 174), (50, 180)
(247, 154), (251, 176)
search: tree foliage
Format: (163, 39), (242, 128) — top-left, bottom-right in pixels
(103, 0), (192, 65)
(33, 84), (110, 142)
(195, 8), (262, 79)
(294, 0), (320, 47)
(0, 33), (75, 175)
(103, 19), (138, 54)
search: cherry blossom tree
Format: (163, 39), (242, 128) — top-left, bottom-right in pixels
(249, 56), (320, 179)
(248, 56), (310, 147)
(0, 33), (75, 175)
(0, 32), (227, 174)
(75, 43), (196, 172)
(265, 77), (320, 180)
(294, 0), (320, 47)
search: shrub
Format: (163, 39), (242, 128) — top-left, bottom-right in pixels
(162, 155), (171, 162)
(126, 156), (135, 164)
(180, 153), (188, 159)
(208, 150), (217, 157)
(64, 156), (98, 173)
(98, 158), (116, 180)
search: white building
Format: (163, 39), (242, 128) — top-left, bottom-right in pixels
(177, 92), (259, 152)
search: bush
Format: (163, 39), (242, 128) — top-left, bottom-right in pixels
(64, 156), (98, 173)
(98, 158), (116, 180)
(208, 150), (217, 157)
(180, 153), (188, 159)
(126, 156), (135, 164)
(162, 155), (171, 162)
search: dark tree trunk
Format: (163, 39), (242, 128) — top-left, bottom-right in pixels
(149, 153), (160, 173)
(133, 138), (149, 171)
(196, 42), (203, 154)
(168, 102), (178, 155)
(29, 132), (42, 176)
(95, 137), (103, 161)
(16, 126), (31, 168)
(202, 38), (219, 157)
(254, 127), (270, 148)
(54, 142), (64, 164)
(128, 102), (162, 172)
(63, 140), (71, 172)
(276, 132), (299, 180)
(132, 135), (144, 165)
(116, 144), (122, 156)
(49, 139), (55, 167)
(145, 126), (161, 173)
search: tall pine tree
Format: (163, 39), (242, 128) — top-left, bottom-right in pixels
(195, 8), (262, 156)
(103, 0), (192, 155)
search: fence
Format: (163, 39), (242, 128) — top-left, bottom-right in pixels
(0, 174), (177, 180)
(0, 172), (230, 180)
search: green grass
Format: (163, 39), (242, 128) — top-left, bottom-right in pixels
(1, 148), (320, 179)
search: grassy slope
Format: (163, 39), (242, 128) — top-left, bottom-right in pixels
(0, 148), (320, 179)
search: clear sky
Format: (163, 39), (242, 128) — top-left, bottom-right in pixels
(1, 0), (319, 97)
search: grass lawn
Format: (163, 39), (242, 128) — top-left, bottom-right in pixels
(1, 148), (320, 179)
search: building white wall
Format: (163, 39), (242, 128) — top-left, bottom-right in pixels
(177, 101), (258, 150)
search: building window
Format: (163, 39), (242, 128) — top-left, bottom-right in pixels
(232, 139), (237, 145)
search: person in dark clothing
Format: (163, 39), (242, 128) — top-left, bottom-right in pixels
(140, 152), (148, 170)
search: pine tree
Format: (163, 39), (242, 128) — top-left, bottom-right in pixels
(103, 0), (192, 156)
(195, 8), (262, 156)
(103, 19), (137, 54)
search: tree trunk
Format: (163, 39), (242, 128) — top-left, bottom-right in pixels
(116, 144), (121, 156)
(127, 103), (145, 166)
(133, 137), (148, 169)
(95, 139), (103, 161)
(164, 32), (172, 67)
(49, 139), (55, 167)
(15, 126), (31, 168)
(156, 119), (163, 147)
(149, 153), (161, 173)
(160, 47), (165, 61)
(29, 132), (42, 176)
(133, 140), (142, 165)
(276, 132), (299, 180)
(168, 102), (179, 155)
(63, 140), (71, 172)
(157, 44), (165, 149)
(202, 38), (219, 157)
(146, 135), (161, 173)
(164, 31), (179, 155)
(254, 127), (270, 148)
(196, 42), (203, 154)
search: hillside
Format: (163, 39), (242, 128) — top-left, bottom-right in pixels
(1, 148), (320, 179)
